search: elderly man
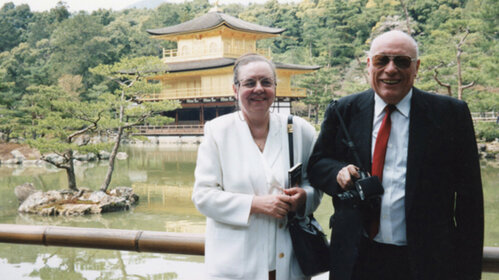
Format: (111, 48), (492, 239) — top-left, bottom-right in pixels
(307, 30), (483, 280)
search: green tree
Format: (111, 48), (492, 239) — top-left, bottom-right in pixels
(296, 0), (321, 58)
(299, 66), (344, 124)
(0, 66), (16, 109)
(48, 13), (113, 84)
(104, 9), (168, 59)
(0, 104), (21, 142)
(1, 0), (497, 142)
(23, 85), (108, 190)
(0, 66), (23, 142)
(0, 2), (33, 52)
(315, 0), (361, 67)
(0, 42), (52, 107)
(417, 7), (489, 100)
(90, 56), (180, 191)
(24, 2), (69, 46)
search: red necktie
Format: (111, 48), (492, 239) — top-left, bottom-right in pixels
(369, 104), (396, 239)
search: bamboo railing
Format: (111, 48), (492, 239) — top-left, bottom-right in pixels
(0, 224), (204, 255)
(0, 224), (498, 273)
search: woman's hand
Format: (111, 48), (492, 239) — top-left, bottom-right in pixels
(251, 194), (292, 219)
(283, 187), (306, 213)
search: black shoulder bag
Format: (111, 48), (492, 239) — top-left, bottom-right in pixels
(286, 115), (331, 276)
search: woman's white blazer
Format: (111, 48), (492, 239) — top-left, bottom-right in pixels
(192, 112), (321, 280)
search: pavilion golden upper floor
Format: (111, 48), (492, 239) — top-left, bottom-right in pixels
(141, 10), (319, 102)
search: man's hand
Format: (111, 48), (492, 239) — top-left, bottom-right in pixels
(251, 194), (292, 219)
(337, 164), (360, 190)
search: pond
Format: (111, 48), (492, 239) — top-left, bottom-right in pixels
(0, 144), (498, 279)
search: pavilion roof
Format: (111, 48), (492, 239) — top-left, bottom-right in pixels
(146, 12), (285, 36)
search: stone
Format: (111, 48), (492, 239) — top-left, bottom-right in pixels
(485, 153), (496, 159)
(116, 152), (128, 160)
(57, 204), (101, 215)
(23, 159), (45, 166)
(14, 183), (36, 203)
(18, 190), (63, 214)
(74, 135), (91, 146)
(11, 149), (26, 161)
(17, 186), (139, 216)
(44, 153), (65, 165)
(110, 186), (139, 204)
(98, 150), (110, 160)
(74, 152), (97, 161)
(3, 158), (22, 164)
(86, 190), (108, 203)
(478, 144), (487, 152)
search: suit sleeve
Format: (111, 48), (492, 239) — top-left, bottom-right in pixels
(453, 102), (484, 279)
(307, 102), (348, 196)
(191, 121), (253, 227)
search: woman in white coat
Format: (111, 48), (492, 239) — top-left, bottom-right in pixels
(192, 53), (321, 280)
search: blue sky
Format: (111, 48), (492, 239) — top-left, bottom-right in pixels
(0, 0), (297, 13)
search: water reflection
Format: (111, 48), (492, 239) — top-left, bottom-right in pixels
(0, 144), (498, 279)
(0, 144), (206, 279)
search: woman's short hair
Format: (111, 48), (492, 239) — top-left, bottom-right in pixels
(233, 53), (277, 86)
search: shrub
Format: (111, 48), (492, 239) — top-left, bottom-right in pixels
(475, 122), (499, 142)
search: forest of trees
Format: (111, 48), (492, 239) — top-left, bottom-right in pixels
(0, 0), (498, 141)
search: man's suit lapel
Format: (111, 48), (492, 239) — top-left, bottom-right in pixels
(405, 88), (433, 214)
(351, 90), (375, 173)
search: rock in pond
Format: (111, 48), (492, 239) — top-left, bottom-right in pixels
(17, 186), (139, 216)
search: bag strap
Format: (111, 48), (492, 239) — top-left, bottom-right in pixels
(287, 114), (296, 222)
(287, 114), (294, 167)
(287, 115), (314, 223)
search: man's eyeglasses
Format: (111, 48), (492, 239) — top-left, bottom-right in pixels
(237, 78), (275, 89)
(371, 55), (418, 69)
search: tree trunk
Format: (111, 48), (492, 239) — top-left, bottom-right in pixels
(399, 0), (412, 34)
(355, 56), (369, 84)
(433, 69), (452, 96)
(314, 105), (319, 124)
(100, 126), (124, 192)
(4, 129), (11, 142)
(456, 29), (474, 100)
(101, 89), (126, 192)
(66, 151), (78, 191)
(457, 44), (463, 100)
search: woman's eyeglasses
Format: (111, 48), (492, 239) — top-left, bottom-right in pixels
(371, 55), (418, 69)
(237, 78), (275, 89)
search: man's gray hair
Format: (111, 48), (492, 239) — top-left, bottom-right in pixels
(368, 30), (419, 58)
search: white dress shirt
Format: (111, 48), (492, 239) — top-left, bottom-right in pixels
(371, 90), (412, 245)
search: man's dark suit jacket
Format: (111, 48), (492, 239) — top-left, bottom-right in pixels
(307, 88), (484, 280)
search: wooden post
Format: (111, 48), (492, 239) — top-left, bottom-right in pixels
(200, 105), (205, 124)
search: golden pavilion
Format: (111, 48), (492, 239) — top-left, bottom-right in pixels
(139, 7), (319, 135)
